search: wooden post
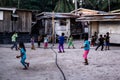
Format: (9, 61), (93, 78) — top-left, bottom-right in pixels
(75, 0), (77, 15)
(52, 11), (55, 45)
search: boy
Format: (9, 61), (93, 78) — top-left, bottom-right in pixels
(95, 35), (104, 51)
(11, 31), (18, 50)
(58, 33), (65, 53)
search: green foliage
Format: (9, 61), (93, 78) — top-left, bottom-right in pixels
(0, 0), (120, 12)
(82, 0), (120, 12)
(54, 0), (74, 12)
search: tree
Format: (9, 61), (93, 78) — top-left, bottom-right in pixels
(81, 0), (120, 12)
(54, 0), (74, 12)
(0, 0), (120, 12)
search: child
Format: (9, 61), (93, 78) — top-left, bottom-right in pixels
(58, 33), (65, 53)
(105, 32), (110, 50)
(44, 34), (48, 49)
(16, 42), (29, 70)
(68, 35), (75, 49)
(38, 35), (42, 48)
(103, 35), (107, 49)
(95, 34), (104, 51)
(81, 37), (90, 65)
(31, 36), (35, 50)
(11, 31), (18, 50)
(91, 36), (95, 46)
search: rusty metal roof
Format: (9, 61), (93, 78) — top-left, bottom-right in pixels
(76, 13), (120, 21)
(36, 12), (80, 20)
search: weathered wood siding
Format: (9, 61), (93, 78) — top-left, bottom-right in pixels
(17, 11), (32, 32)
(0, 11), (12, 32)
(0, 10), (32, 32)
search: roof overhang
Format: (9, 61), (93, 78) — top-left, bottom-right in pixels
(0, 7), (32, 13)
(76, 13), (120, 22)
(36, 12), (80, 20)
(0, 7), (16, 13)
(11, 14), (19, 17)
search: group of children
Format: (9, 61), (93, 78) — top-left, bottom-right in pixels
(30, 33), (75, 51)
(11, 32), (29, 70)
(11, 32), (110, 70)
(31, 34), (49, 50)
(91, 32), (110, 51)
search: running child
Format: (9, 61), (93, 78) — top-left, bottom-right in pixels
(68, 35), (75, 49)
(95, 34), (104, 51)
(16, 42), (29, 70)
(58, 33), (65, 53)
(81, 37), (90, 65)
(11, 31), (18, 50)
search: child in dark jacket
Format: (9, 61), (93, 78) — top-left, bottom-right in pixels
(95, 35), (104, 51)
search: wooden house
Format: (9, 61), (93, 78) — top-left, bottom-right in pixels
(36, 12), (80, 40)
(0, 7), (32, 44)
(71, 8), (102, 38)
(0, 7), (32, 32)
(71, 8), (99, 15)
(77, 13), (120, 44)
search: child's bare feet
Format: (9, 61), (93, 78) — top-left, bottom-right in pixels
(83, 62), (89, 65)
(27, 63), (29, 68)
(58, 51), (62, 53)
(63, 51), (65, 53)
(23, 67), (28, 70)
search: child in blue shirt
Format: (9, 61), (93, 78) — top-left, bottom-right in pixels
(16, 42), (29, 70)
(58, 33), (65, 53)
(81, 37), (90, 65)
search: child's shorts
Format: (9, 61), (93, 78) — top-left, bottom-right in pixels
(106, 42), (110, 46)
(83, 50), (89, 59)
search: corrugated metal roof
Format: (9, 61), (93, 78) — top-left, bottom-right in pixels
(37, 12), (80, 20)
(0, 7), (16, 13)
(0, 7), (32, 12)
(0, 7), (16, 11)
(76, 13), (120, 22)
(111, 9), (120, 13)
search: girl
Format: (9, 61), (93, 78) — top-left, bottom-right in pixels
(68, 35), (75, 49)
(81, 37), (90, 65)
(16, 42), (29, 70)
(38, 35), (42, 48)
(44, 34), (48, 49)
(31, 36), (35, 50)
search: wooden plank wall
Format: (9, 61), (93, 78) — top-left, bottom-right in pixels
(0, 10), (32, 32)
(0, 11), (12, 32)
(17, 11), (32, 32)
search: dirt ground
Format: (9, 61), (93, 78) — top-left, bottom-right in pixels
(0, 41), (120, 80)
